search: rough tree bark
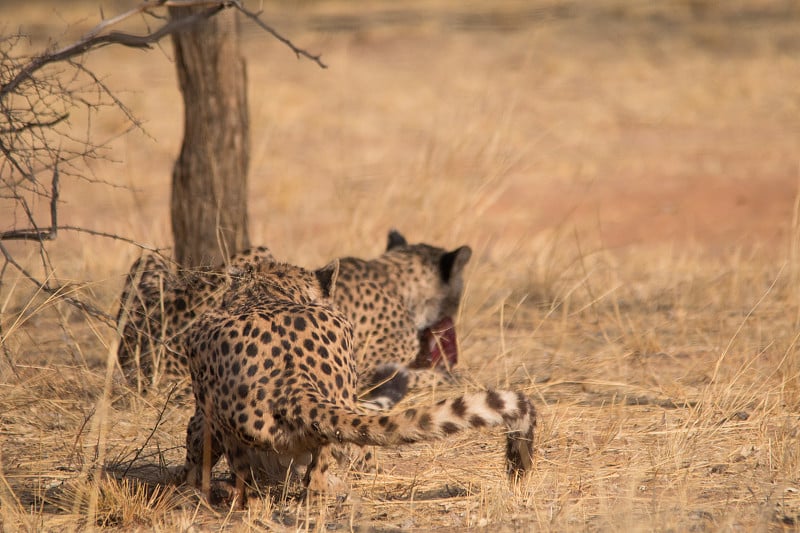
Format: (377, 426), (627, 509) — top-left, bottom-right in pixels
(169, 6), (250, 268)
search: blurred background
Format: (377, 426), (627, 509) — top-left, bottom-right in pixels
(3, 0), (799, 285)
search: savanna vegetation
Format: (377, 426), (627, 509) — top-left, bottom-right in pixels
(1, 1), (799, 530)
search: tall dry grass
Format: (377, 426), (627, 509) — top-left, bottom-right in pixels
(2, 0), (800, 530)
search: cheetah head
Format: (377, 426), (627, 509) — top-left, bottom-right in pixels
(223, 260), (338, 307)
(386, 230), (472, 370)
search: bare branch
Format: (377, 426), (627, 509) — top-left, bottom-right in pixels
(49, 161), (58, 239)
(0, 229), (53, 241)
(230, 0), (328, 69)
(68, 61), (144, 136)
(0, 136), (35, 181)
(0, 113), (69, 135)
(2, 0), (326, 100)
(0, 240), (114, 325)
(1, 3), (225, 98)
(0, 165), (58, 241)
(0, 226), (165, 252)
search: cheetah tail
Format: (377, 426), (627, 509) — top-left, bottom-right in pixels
(316, 389), (536, 478)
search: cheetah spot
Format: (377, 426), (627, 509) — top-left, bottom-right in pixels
(486, 390), (506, 411)
(418, 413), (432, 431)
(441, 422), (460, 435)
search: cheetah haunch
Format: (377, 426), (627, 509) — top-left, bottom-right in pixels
(183, 258), (535, 503)
(116, 246), (275, 395)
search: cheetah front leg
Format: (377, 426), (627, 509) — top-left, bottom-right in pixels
(303, 445), (334, 493)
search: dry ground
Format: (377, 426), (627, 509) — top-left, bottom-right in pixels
(1, 0), (800, 530)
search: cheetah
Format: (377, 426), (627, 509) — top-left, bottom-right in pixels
(328, 229), (469, 406)
(182, 259), (535, 503)
(181, 230), (474, 481)
(116, 231), (467, 405)
(116, 246), (275, 395)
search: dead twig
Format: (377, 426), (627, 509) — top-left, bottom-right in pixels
(0, 240), (114, 325)
(0, 164), (58, 242)
(0, 113), (69, 135)
(0, 3), (224, 98)
(230, 0), (328, 69)
(121, 383), (178, 478)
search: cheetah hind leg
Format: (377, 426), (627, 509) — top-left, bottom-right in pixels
(182, 408), (224, 489)
(224, 440), (259, 509)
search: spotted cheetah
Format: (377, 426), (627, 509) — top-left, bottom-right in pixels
(328, 229), (469, 405)
(116, 247), (275, 395)
(181, 230), (474, 481)
(183, 259), (535, 502)
(116, 231), (467, 404)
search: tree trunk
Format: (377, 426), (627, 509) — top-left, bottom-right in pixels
(169, 6), (250, 268)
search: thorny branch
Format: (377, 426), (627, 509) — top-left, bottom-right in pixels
(0, 240), (114, 324)
(1, 0), (325, 324)
(1, 0), (325, 99)
(230, 0), (327, 68)
(1, 164), (59, 242)
(0, 4), (225, 98)
(0, 113), (69, 135)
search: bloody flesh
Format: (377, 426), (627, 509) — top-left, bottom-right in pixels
(416, 316), (458, 369)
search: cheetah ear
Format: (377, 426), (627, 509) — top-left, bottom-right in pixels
(439, 246), (472, 283)
(225, 258), (258, 279)
(386, 229), (408, 251)
(315, 259), (339, 299)
(226, 264), (250, 293)
(226, 264), (245, 278)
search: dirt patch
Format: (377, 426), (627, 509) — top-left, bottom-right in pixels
(497, 172), (798, 251)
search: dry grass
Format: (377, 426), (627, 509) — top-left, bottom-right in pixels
(2, 0), (800, 530)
